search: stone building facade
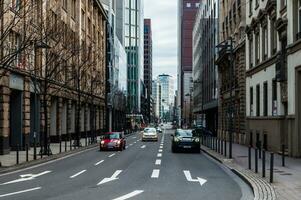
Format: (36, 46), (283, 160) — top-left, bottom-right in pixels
(0, 0), (107, 155)
(216, 0), (247, 144)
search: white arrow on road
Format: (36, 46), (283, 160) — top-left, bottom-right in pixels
(183, 170), (207, 186)
(97, 170), (122, 186)
(0, 171), (51, 185)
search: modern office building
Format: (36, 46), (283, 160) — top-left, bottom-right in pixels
(177, 0), (200, 127)
(152, 80), (160, 118)
(192, 1), (219, 134)
(158, 74), (175, 121)
(124, 0), (144, 114)
(215, 0), (246, 144)
(144, 19), (153, 123)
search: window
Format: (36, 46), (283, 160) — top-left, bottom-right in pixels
(81, 10), (85, 30)
(272, 79), (277, 115)
(71, 0), (76, 18)
(249, 36), (253, 68)
(263, 82), (268, 116)
(270, 18), (277, 54)
(250, 87), (253, 116)
(196, 3), (200, 8)
(186, 3), (191, 8)
(63, 0), (68, 10)
(255, 31), (260, 65)
(280, 0), (287, 9)
(249, 0), (253, 16)
(256, 84), (260, 116)
(262, 25), (268, 60)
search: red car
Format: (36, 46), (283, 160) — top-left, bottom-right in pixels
(100, 132), (126, 151)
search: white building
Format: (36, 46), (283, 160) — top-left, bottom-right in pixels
(245, 0), (301, 156)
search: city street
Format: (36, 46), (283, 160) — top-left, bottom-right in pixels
(0, 127), (252, 200)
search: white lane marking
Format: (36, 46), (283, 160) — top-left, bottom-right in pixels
(141, 145), (146, 149)
(134, 142), (137, 144)
(108, 153), (116, 158)
(155, 159), (161, 165)
(183, 170), (207, 186)
(94, 160), (104, 166)
(0, 171), (51, 185)
(137, 139), (140, 142)
(157, 153), (162, 157)
(132, 136), (137, 139)
(112, 190), (144, 200)
(129, 144), (133, 146)
(0, 187), (41, 198)
(159, 146), (163, 149)
(97, 170), (122, 185)
(126, 145), (129, 148)
(158, 149), (163, 152)
(151, 169), (160, 178)
(70, 170), (87, 178)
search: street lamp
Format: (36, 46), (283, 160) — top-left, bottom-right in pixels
(216, 37), (235, 159)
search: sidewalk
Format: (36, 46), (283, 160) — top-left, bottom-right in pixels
(202, 140), (301, 200)
(0, 137), (98, 168)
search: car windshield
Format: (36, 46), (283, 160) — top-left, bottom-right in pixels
(103, 133), (121, 139)
(144, 128), (156, 132)
(175, 130), (193, 137)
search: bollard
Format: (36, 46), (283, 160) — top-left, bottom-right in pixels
(259, 141), (262, 159)
(70, 138), (72, 150)
(16, 144), (19, 165)
(262, 150), (266, 178)
(65, 138), (67, 152)
(40, 146), (43, 158)
(248, 146), (252, 170)
(47, 144), (50, 156)
(270, 153), (274, 183)
(221, 139), (224, 155)
(282, 144), (285, 167)
(255, 148), (258, 173)
(26, 144), (29, 162)
(33, 133), (37, 160)
(217, 139), (220, 153)
(59, 136), (62, 153)
(224, 140), (227, 157)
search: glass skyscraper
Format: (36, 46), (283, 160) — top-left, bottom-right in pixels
(124, 0), (144, 113)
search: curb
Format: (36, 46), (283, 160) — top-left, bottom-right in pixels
(201, 145), (277, 200)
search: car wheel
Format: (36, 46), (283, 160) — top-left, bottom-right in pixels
(123, 143), (126, 150)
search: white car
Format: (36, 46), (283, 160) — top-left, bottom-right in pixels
(142, 128), (158, 142)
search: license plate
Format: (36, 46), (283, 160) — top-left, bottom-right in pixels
(182, 138), (191, 142)
(183, 146), (191, 148)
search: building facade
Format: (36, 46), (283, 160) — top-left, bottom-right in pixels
(178, 0), (200, 127)
(215, 0), (247, 144)
(0, 0), (107, 154)
(143, 19), (153, 123)
(152, 79), (160, 118)
(192, 0), (219, 134)
(124, 0), (144, 114)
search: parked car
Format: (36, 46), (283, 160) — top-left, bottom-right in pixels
(171, 129), (200, 153)
(142, 127), (158, 141)
(100, 132), (126, 151)
(193, 126), (213, 137)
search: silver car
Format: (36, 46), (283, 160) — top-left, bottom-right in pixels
(141, 128), (158, 142)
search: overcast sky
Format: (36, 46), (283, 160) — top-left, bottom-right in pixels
(144, 0), (178, 82)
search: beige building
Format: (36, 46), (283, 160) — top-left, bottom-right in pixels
(0, 0), (107, 154)
(216, 0), (247, 144)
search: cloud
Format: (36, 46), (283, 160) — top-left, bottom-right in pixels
(144, 0), (178, 88)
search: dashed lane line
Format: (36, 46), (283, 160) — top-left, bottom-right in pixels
(155, 159), (161, 165)
(151, 169), (160, 178)
(157, 153), (162, 157)
(94, 160), (104, 166)
(0, 187), (42, 198)
(158, 149), (163, 152)
(112, 190), (144, 200)
(141, 145), (146, 149)
(108, 153), (116, 158)
(70, 170), (87, 178)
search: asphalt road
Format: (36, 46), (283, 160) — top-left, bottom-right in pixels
(0, 127), (253, 200)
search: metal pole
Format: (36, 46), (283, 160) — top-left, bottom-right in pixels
(224, 139), (227, 157)
(255, 148), (258, 173)
(33, 133), (37, 160)
(248, 145), (252, 169)
(262, 150), (266, 178)
(26, 144), (29, 162)
(270, 153), (274, 183)
(59, 135), (62, 153)
(282, 144), (285, 167)
(229, 37), (234, 159)
(16, 144), (19, 164)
